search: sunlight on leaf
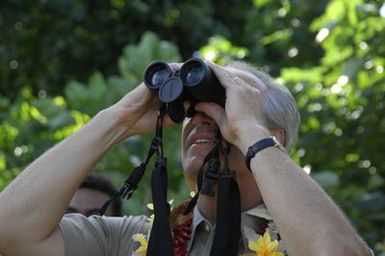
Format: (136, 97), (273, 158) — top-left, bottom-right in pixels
(0, 152), (6, 170)
(199, 35), (248, 64)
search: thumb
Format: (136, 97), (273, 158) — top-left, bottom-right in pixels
(195, 102), (228, 133)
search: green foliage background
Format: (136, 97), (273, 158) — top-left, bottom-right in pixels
(1, 0), (384, 253)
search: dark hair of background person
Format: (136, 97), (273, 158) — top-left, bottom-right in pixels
(69, 172), (122, 216)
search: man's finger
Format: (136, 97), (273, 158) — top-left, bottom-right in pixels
(207, 62), (238, 89)
(194, 102), (226, 129)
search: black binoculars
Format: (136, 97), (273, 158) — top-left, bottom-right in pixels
(143, 58), (225, 123)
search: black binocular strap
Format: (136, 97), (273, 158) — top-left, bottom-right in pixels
(147, 156), (174, 255)
(147, 106), (175, 255)
(98, 109), (164, 215)
(183, 144), (219, 215)
(209, 140), (241, 256)
(182, 137), (242, 256)
(209, 173), (241, 256)
(98, 136), (161, 215)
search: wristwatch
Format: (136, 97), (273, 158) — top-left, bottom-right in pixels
(245, 136), (284, 171)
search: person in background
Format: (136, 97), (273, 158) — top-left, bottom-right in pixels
(66, 172), (122, 217)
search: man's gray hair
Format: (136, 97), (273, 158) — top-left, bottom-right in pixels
(228, 62), (300, 150)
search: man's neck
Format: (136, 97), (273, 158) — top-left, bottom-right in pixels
(196, 173), (262, 223)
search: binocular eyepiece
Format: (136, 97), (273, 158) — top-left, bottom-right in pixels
(144, 58), (225, 123)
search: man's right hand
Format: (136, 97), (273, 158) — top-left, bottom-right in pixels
(106, 80), (179, 145)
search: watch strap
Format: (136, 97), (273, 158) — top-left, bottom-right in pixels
(245, 136), (283, 171)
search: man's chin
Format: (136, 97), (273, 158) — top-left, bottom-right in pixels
(182, 155), (206, 178)
(188, 144), (216, 158)
(182, 145), (216, 178)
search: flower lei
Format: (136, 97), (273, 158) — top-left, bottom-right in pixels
(132, 201), (193, 256)
(242, 205), (287, 256)
(132, 234), (148, 256)
(132, 216), (192, 256)
(245, 232), (284, 256)
(171, 216), (193, 256)
(132, 202), (286, 256)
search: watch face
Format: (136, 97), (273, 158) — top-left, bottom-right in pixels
(271, 136), (285, 150)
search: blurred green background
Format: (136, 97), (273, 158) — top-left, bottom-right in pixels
(0, 0), (384, 253)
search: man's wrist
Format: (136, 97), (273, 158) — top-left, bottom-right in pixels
(245, 136), (285, 170)
(237, 124), (271, 154)
(90, 108), (132, 148)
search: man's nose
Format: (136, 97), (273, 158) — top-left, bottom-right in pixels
(191, 112), (216, 126)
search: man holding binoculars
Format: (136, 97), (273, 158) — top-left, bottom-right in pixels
(0, 59), (372, 255)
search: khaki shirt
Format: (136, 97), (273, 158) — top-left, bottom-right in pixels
(59, 214), (151, 255)
(59, 205), (374, 256)
(59, 204), (283, 256)
(188, 205), (284, 255)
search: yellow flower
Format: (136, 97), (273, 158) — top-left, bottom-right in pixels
(132, 233), (148, 256)
(147, 200), (174, 224)
(248, 232), (284, 256)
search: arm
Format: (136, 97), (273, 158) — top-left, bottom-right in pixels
(0, 84), (163, 256)
(198, 62), (371, 256)
(240, 131), (370, 255)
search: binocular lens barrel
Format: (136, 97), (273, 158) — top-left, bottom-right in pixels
(152, 68), (169, 88)
(180, 58), (225, 106)
(184, 65), (204, 85)
(180, 59), (205, 86)
(144, 61), (172, 90)
(143, 58), (226, 123)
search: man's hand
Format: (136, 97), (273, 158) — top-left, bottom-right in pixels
(194, 62), (270, 152)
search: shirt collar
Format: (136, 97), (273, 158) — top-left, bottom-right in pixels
(187, 204), (270, 253)
(187, 206), (215, 251)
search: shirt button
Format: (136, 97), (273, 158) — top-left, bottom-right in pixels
(205, 224), (211, 232)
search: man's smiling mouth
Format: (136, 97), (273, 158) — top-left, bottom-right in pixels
(192, 139), (217, 145)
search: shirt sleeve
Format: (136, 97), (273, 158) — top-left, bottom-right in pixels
(58, 213), (151, 256)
